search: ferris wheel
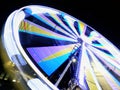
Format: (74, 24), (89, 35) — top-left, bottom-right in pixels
(1, 5), (120, 90)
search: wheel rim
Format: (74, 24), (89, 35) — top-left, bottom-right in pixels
(2, 5), (120, 90)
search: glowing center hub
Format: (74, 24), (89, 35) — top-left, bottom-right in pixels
(77, 38), (83, 44)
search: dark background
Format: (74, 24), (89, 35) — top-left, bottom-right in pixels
(0, 0), (120, 48)
(0, 0), (120, 89)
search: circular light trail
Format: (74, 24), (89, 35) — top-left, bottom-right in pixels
(2, 5), (120, 90)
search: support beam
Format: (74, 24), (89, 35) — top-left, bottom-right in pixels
(55, 60), (72, 86)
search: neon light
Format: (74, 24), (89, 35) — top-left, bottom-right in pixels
(87, 48), (120, 89)
(3, 5), (120, 90)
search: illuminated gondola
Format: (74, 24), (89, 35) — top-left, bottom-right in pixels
(1, 5), (120, 90)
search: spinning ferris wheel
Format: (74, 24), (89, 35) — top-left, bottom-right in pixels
(1, 5), (120, 90)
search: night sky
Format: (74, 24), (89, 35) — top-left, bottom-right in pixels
(0, 0), (120, 48)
